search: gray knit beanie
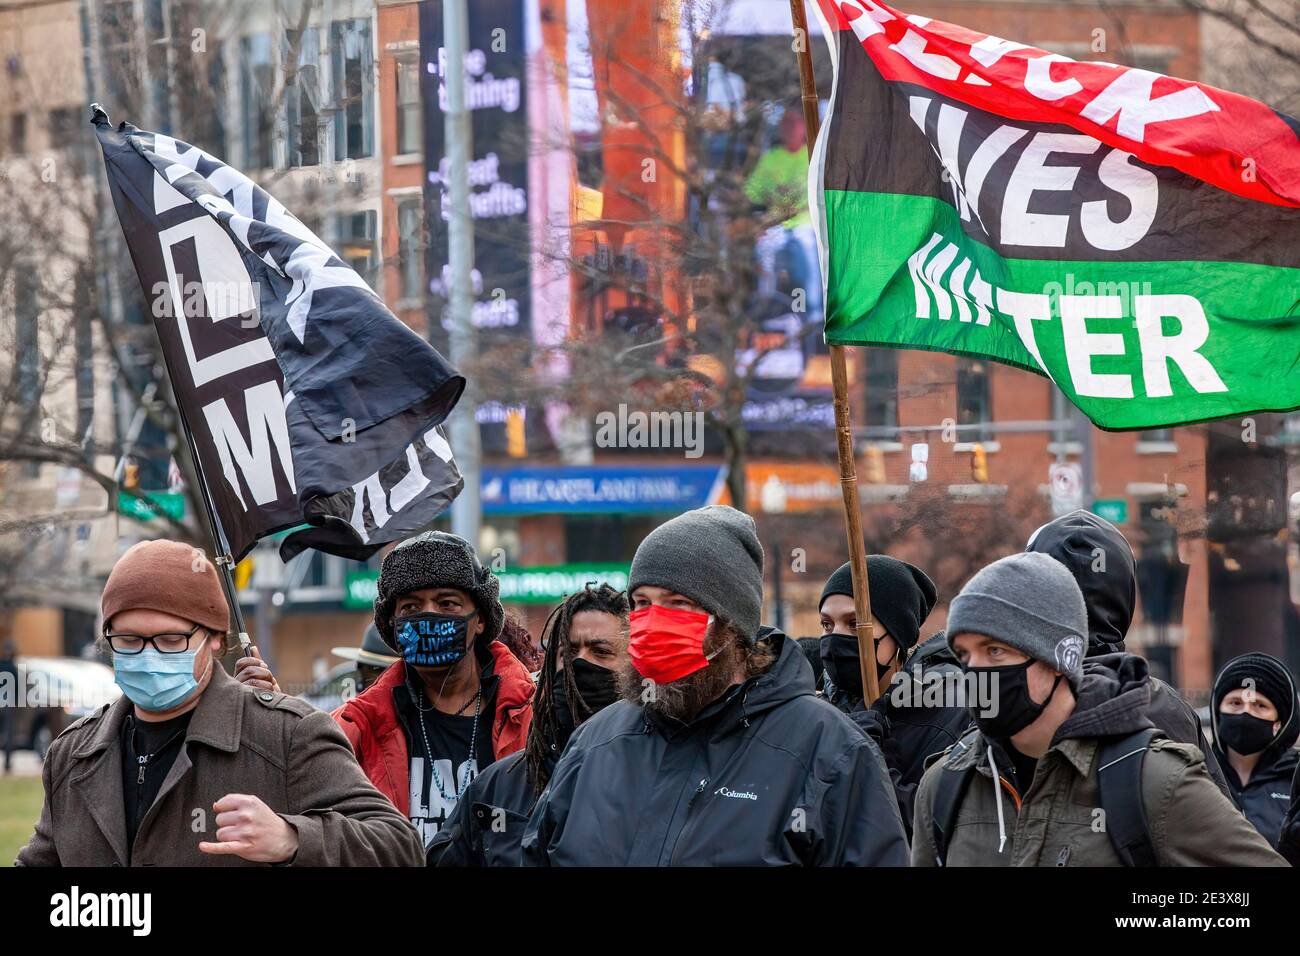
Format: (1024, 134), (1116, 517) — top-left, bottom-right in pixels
(628, 505), (765, 638)
(946, 552), (1088, 690)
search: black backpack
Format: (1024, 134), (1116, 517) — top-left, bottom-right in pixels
(931, 727), (1161, 866)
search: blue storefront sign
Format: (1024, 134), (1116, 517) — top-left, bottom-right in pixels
(480, 465), (727, 515)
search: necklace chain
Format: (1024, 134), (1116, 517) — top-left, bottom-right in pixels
(413, 685), (483, 802)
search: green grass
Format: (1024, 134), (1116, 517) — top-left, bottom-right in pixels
(0, 775), (44, 866)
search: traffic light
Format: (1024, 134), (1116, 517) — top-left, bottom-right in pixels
(864, 445), (886, 484)
(971, 443), (989, 483)
(505, 408), (527, 459)
(234, 558), (254, 592)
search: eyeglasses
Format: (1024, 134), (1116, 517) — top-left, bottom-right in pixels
(105, 625), (206, 655)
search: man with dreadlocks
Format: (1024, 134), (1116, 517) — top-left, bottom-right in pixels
(521, 505), (909, 866)
(428, 583), (629, 866)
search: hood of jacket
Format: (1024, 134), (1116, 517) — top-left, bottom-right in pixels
(1026, 510), (1136, 656)
(1054, 652), (1154, 742)
(642, 626), (812, 740)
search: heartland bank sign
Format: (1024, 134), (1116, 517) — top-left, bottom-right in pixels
(480, 465), (727, 515)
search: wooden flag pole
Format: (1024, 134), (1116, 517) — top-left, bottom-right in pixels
(786, 2), (880, 704)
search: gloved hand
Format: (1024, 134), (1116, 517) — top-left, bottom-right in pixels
(848, 705), (890, 748)
(849, 702), (903, 776)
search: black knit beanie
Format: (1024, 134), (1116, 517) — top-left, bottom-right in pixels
(818, 555), (938, 653)
(373, 531), (504, 651)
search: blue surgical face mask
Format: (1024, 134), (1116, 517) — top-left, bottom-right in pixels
(113, 648), (208, 712)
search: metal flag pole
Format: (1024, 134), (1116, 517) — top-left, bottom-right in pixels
(93, 101), (253, 656)
(785, 3), (880, 703)
(443, 0), (482, 549)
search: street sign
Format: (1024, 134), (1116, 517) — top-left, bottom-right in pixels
(1049, 462), (1083, 516)
(1093, 498), (1129, 525)
(117, 490), (185, 523)
(344, 571), (380, 611)
(498, 565), (630, 604)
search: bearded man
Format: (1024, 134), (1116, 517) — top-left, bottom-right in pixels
(520, 505), (908, 867)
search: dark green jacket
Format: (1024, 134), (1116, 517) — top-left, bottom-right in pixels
(913, 654), (1286, 867)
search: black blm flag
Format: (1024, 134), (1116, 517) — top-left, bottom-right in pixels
(93, 111), (465, 561)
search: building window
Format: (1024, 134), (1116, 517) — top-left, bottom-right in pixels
(15, 270), (40, 406)
(206, 52), (229, 160)
(145, 0), (172, 132)
(240, 34), (275, 170)
(330, 18), (375, 161)
(956, 358), (991, 442)
(334, 210), (378, 288)
(397, 200), (423, 301)
(565, 515), (658, 564)
(1141, 428), (1174, 443)
(8, 113), (26, 155)
(864, 348), (898, 430)
(47, 108), (81, 150)
(286, 28), (322, 167)
(396, 56), (422, 156)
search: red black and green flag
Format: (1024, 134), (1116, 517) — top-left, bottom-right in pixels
(811, 0), (1300, 429)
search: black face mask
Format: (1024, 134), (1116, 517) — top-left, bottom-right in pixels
(394, 610), (476, 668)
(1218, 712), (1277, 756)
(966, 659), (1062, 740)
(820, 633), (894, 701)
(552, 658), (620, 751)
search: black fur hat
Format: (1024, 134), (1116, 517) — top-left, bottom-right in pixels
(373, 531), (503, 650)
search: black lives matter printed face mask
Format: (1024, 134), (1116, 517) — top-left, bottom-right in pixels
(395, 611), (477, 668)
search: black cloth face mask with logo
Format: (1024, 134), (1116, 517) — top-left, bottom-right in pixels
(394, 610), (477, 668)
(1218, 712), (1277, 756)
(552, 657), (620, 751)
(820, 633), (893, 701)
(965, 658), (1062, 739)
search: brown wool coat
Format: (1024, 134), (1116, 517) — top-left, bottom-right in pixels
(15, 666), (424, 867)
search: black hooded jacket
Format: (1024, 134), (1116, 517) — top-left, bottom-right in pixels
(520, 629), (909, 866)
(1209, 671), (1300, 849)
(1029, 510), (1229, 794)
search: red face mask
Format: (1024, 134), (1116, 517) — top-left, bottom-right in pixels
(628, 604), (719, 685)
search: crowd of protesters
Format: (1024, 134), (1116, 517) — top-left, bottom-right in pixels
(14, 505), (1300, 866)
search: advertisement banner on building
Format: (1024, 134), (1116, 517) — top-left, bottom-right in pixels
(419, 0), (530, 346)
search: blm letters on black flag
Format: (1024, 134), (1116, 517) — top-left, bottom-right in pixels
(93, 111), (465, 561)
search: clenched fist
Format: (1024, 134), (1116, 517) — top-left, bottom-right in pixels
(198, 793), (299, 864)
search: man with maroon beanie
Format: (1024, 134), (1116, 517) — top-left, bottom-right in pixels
(16, 539), (423, 867)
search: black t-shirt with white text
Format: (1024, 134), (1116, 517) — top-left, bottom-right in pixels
(395, 673), (497, 848)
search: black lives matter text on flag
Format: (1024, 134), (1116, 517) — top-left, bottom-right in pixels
(93, 109), (466, 562)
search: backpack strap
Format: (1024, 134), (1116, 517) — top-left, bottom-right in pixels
(1096, 727), (1161, 867)
(931, 763), (976, 867)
